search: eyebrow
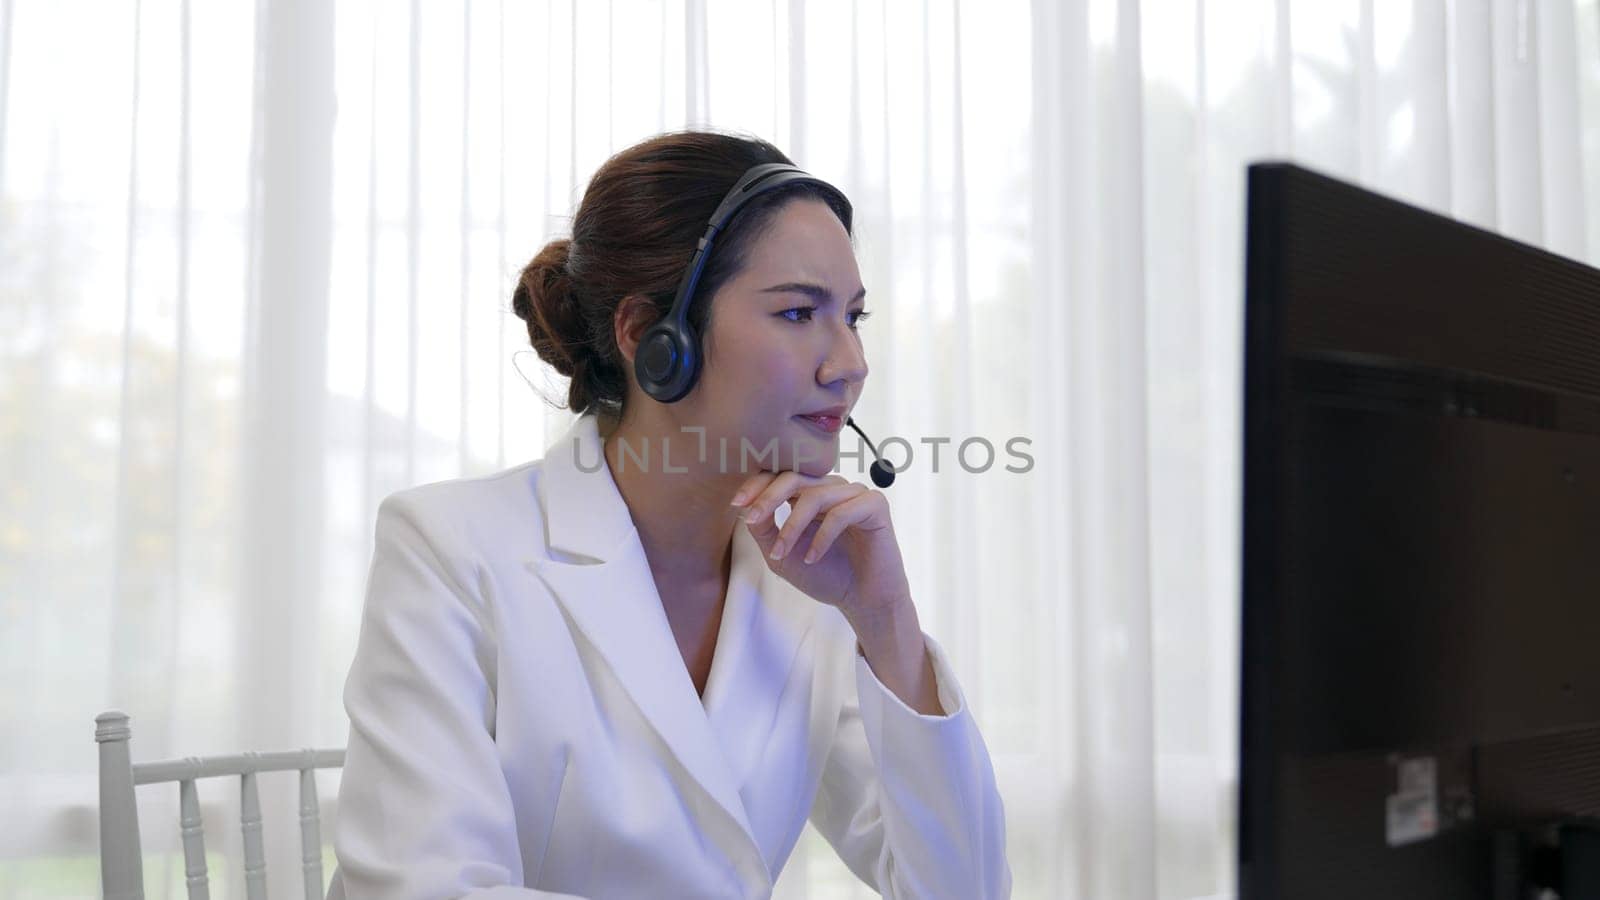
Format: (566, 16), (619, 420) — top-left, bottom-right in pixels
(758, 282), (868, 304)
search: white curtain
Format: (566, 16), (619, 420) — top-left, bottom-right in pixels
(3, 0), (1599, 897)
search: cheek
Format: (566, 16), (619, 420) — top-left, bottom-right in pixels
(723, 348), (811, 438)
(718, 337), (806, 396)
(759, 354), (816, 424)
(700, 322), (814, 427)
(760, 350), (806, 389)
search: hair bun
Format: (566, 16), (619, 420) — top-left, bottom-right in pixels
(513, 238), (586, 379)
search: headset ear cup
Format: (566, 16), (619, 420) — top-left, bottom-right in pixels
(636, 326), (677, 385)
(635, 321), (700, 403)
(672, 328), (700, 398)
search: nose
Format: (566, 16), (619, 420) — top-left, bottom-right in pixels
(817, 317), (869, 387)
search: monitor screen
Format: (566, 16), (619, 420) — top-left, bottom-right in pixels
(1238, 163), (1600, 899)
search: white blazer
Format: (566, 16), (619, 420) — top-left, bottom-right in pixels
(326, 412), (1010, 899)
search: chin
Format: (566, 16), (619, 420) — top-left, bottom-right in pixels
(792, 443), (839, 477)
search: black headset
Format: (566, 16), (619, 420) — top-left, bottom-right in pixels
(632, 162), (896, 488)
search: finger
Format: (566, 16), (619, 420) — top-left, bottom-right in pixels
(741, 470), (828, 529)
(770, 481), (867, 561)
(763, 519), (821, 575)
(744, 502), (782, 549)
(744, 473), (831, 552)
(746, 505), (820, 564)
(802, 490), (888, 564)
(741, 481), (795, 548)
(729, 471), (777, 508)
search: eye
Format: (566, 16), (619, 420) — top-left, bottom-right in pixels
(778, 306), (873, 330)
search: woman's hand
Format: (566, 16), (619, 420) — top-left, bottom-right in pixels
(730, 471), (912, 622)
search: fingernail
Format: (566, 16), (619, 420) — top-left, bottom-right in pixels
(730, 491), (748, 506)
(802, 549), (817, 564)
(745, 508), (761, 524)
(769, 539), (786, 560)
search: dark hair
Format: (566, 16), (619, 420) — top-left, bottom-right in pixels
(511, 130), (854, 419)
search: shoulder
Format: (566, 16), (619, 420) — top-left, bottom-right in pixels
(374, 458), (548, 567)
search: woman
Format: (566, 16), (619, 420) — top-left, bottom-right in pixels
(327, 130), (1010, 899)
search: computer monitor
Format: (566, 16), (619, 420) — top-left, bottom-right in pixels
(1238, 163), (1600, 899)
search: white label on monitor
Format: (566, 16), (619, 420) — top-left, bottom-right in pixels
(1397, 757), (1436, 795)
(1385, 756), (1439, 847)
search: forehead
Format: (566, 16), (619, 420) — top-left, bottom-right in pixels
(737, 198), (859, 284)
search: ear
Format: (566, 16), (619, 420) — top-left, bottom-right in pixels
(612, 294), (659, 366)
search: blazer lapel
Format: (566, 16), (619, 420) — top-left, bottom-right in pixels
(526, 414), (769, 862)
(701, 525), (821, 788)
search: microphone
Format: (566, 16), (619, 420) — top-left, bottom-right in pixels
(844, 417), (896, 489)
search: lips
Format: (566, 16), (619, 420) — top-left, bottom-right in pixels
(795, 414), (844, 434)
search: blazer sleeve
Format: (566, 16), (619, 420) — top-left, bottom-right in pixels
(806, 629), (1012, 899)
(330, 493), (588, 900)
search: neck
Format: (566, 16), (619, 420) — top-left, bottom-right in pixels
(600, 409), (747, 599)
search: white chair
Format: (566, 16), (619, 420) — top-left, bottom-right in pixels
(96, 710), (345, 900)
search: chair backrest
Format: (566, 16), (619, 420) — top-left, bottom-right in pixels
(96, 710), (346, 900)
